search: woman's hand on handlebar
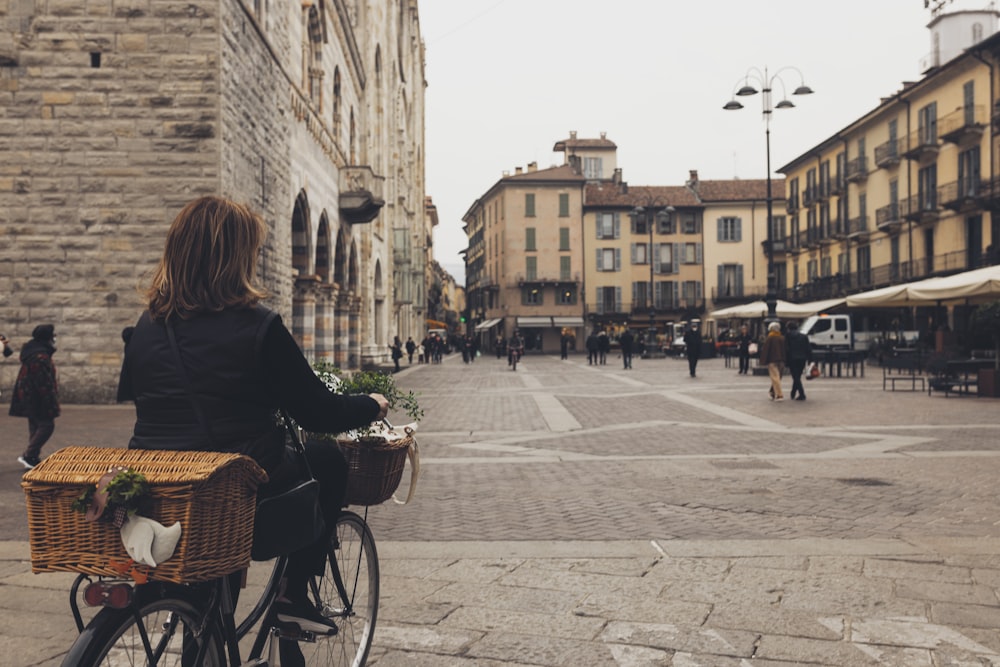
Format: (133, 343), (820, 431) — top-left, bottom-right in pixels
(370, 393), (389, 421)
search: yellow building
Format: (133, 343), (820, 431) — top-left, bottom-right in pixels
(778, 7), (1000, 332)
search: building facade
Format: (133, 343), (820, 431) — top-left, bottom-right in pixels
(0, 0), (427, 401)
(778, 7), (1000, 314)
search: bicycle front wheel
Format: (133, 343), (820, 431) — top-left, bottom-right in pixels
(302, 510), (379, 666)
(62, 585), (225, 667)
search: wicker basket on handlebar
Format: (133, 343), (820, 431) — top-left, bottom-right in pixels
(21, 447), (267, 584)
(337, 435), (415, 506)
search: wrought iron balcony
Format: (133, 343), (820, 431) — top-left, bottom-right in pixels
(874, 139), (902, 168)
(939, 105), (986, 145)
(901, 129), (939, 161)
(875, 202), (902, 232)
(846, 214), (870, 240)
(844, 156), (868, 183)
(902, 191), (940, 224)
(939, 179), (983, 212)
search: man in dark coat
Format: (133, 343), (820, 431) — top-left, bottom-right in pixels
(619, 327), (634, 369)
(597, 331), (610, 365)
(683, 324), (703, 377)
(10, 324), (60, 469)
(585, 330), (600, 365)
(785, 321), (813, 400)
(405, 336), (416, 364)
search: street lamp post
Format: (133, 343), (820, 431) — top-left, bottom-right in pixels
(630, 204), (674, 358)
(724, 66), (813, 324)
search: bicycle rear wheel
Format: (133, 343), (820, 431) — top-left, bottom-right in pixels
(301, 511), (379, 666)
(62, 585), (225, 667)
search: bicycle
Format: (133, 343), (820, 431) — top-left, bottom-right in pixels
(60, 506), (379, 666)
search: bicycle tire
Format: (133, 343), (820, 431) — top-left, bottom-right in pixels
(300, 511), (380, 666)
(62, 585), (226, 667)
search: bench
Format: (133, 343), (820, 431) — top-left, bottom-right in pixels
(881, 356), (925, 392)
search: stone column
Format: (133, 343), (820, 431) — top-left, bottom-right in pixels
(293, 276), (321, 361)
(315, 284), (337, 364)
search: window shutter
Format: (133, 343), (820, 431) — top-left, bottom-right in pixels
(630, 215), (637, 235)
(596, 248), (603, 271)
(613, 213), (621, 239)
(596, 214), (603, 239)
(717, 265), (725, 296)
(696, 243), (703, 264)
(614, 248), (621, 271)
(673, 243), (681, 273)
(631, 281), (637, 304)
(652, 243), (660, 273)
(630, 243), (637, 264)
(615, 286), (622, 310)
(717, 219), (724, 242)
(654, 281), (662, 308)
(696, 281), (703, 301)
(735, 218), (742, 242)
(672, 281), (679, 307)
(736, 265), (744, 296)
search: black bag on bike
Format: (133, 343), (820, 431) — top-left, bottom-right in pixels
(251, 438), (326, 561)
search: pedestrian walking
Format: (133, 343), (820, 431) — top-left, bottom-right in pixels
(597, 330), (610, 365)
(759, 321), (786, 400)
(585, 330), (599, 365)
(560, 331), (570, 360)
(737, 324), (753, 375)
(390, 335), (403, 371)
(10, 324), (60, 469)
(619, 327), (634, 369)
(785, 321), (812, 400)
(683, 324), (702, 377)
(405, 336), (416, 364)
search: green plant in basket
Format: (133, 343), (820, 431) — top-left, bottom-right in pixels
(72, 467), (152, 527)
(312, 360), (423, 441)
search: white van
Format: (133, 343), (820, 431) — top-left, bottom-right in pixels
(799, 314), (853, 350)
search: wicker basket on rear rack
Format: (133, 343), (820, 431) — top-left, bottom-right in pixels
(337, 433), (417, 506)
(21, 447), (267, 584)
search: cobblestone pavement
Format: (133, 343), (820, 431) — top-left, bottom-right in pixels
(2, 352), (1000, 665)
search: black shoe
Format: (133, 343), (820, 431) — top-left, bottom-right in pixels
(796, 396), (806, 401)
(272, 599), (338, 635)
(17, 456), (40, 470)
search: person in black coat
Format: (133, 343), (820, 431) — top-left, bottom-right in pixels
(619, 327), (634, 369)
(737, 324), (753, 375)
(785, 321), (813, 400)
(585, 330), (599, 365)
(683, 324), (702, 377)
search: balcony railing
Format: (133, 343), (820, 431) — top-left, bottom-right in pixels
(846, 214), (870, 239)
(902, 191), (940, 224)
(939, 178), (983, 212)
(830, 174), (846, 196)
(901, 128), (939, 160)
(803, 185), (819, 206)
(514, 273), (581, 287)
(939, 105), (986, 145)
(875, 202), (902, 232)
(874, 138), (902, 168)
(845, 156), (868, 183)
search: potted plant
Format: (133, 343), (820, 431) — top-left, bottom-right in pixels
(971, 300), (1000, 396)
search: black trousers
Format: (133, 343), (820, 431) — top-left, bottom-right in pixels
(739, 352), (750, 374)
(788, 359), (807, 397)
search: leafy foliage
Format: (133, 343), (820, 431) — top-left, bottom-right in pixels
(312, 361), (423, 439)
(71, 468), (151, 520)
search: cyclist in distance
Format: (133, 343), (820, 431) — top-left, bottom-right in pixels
(507, 329), (524, 367)
(116, 196), (389, 662)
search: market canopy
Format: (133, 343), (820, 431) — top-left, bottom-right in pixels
(845, 266), (1000, 307)
(710, 298), (845, 320)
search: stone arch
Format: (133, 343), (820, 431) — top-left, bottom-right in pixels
(291, 191), (318, 356)
(332, 66), (342, 138)
(314, 212), (334, 361)
(348, 240), (359, 293)
(333, 220), (349, 287)
(316, 212), (331, 282)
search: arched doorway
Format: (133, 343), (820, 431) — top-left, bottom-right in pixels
(315, 212), (334, 362)
(291, 191), (317, 357)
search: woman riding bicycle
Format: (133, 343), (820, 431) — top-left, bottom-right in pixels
(116, 196), (389, 663)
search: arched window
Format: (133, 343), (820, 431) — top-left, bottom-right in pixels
(332, 67), (341, 137)
(306, 5), (324, 109)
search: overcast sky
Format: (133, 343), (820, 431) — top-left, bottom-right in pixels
(419, 0), (972, 283)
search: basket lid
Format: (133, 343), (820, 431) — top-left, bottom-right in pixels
(22, 447), (267, 487)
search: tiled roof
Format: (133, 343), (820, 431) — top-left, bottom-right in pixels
(692, 178), (785, 202)
(584, 184), (700, 208)
(553, 137), (617, 151)
(504, 164), (584, 182)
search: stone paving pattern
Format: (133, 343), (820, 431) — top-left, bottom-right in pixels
(2, 352), (1000, 665)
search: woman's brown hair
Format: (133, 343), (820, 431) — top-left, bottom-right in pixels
(146, 196), (268, 320)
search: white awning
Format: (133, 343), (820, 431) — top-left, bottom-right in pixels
(551, 316), (585, 328)
(474, 317), (502, 332)
(516, 316), (553, 327)
(710, 298), (845, 320)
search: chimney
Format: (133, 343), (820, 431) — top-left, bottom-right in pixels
(688, 169), (699, 186)
(527, 161), (538, 172)
(569, 130), (577, 140)
(568, 155), (581, 173)
(515, 166), (523, 175)
(612, 168), (622, 185)
(600, 131), (606, 140)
